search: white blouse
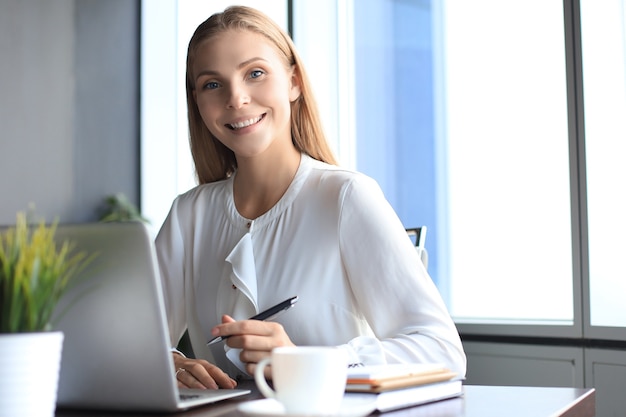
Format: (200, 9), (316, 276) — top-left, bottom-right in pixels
(155, 154), (466, 379)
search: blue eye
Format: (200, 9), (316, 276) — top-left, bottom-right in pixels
(204, 81), (220, 90)
(250, 70), (264, 79)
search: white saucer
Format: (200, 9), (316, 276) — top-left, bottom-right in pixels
(237, 397), (377, 417)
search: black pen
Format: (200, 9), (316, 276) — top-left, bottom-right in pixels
(206, 296), (299, 345)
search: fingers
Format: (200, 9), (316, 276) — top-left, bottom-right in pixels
(212, 319), (293, 350)
(176, 366), (212, 389)
(209, 314), (239, 341)
(173, 355), (237, 390)
(244, 361), (271, 378)
(210, 317), (295, 374)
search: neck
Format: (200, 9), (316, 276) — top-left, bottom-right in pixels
(233, 149), (301, 220)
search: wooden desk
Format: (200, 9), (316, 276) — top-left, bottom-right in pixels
(56, 384), (595, 417)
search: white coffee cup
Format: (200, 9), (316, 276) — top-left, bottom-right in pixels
(254, 346), (348, 414)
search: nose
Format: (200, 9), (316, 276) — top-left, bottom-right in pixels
(226, 83), (250, 109)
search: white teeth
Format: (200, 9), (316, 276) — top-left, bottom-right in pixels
(229, 115), (262, 130)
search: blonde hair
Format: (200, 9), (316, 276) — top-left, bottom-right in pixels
(186, 6), (337, 184)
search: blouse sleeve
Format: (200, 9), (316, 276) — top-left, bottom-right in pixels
(154, 198), (188, 348)
(337, 175), (467, 377)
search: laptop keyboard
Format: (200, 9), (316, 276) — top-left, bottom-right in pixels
(180, 393), (201, 400)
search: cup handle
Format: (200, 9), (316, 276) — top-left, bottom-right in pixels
(254, 357), (276, 399)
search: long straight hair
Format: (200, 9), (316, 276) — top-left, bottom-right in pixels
(186, 6), (337, 184)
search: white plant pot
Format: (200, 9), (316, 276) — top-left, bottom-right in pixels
(0, 331), (64, 417)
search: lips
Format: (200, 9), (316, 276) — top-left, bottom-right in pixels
(226, 114), (265, 130)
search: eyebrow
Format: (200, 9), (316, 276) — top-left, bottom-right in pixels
(195, 57), (269, 81)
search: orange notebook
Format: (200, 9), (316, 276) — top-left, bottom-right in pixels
(346, 363), (457, 393)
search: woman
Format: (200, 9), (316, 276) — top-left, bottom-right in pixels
(155, 5), (466, 390)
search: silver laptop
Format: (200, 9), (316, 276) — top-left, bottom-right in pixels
(48, 222), (250, 412)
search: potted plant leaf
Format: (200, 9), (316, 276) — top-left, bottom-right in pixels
(0, 212), (93, 417)
(98, 193), (149, 224)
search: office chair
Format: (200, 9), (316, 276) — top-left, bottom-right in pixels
(406, 226), (428, 270)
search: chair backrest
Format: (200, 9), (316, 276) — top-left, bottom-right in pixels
(406, 226), (428, 270)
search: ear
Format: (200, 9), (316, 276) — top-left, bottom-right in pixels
(288, 65), (302, 102)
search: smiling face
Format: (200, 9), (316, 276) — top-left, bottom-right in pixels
(191, 29), (301, 161)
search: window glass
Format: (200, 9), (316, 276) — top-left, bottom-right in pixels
(353, 0), (574, 321)
(581, 0), (626, 327)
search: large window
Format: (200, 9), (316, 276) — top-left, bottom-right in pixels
(352, 0), (574, 324)
(142, 0), (626, 338)
(441, 1), (573, 323)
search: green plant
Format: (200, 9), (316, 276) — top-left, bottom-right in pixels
(0, 213), (92, 333)
(99, 193), (149, 224)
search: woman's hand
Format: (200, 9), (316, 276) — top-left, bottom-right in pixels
(172, 353), (237, 389)
(211, 315), (295, 376)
